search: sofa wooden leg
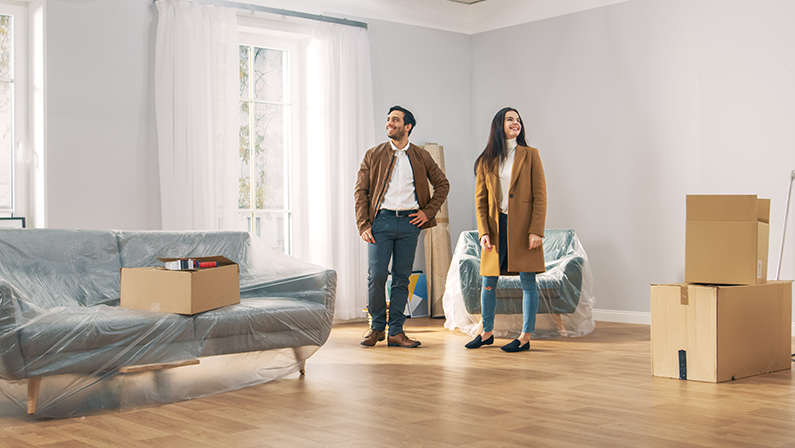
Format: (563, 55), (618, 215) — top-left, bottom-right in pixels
(291, 347), (306, 375)
(552, 313), (568, 337)
(27, 378), (41, 415)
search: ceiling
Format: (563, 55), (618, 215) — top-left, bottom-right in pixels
(251, 0), (634, 35)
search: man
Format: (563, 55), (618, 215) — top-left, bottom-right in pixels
(354, 106), (450, 347)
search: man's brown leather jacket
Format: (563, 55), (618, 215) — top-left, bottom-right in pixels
(354, 142), (450, 235)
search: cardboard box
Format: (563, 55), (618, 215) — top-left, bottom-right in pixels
(685, 194), (770, 285)
(650, 281), (792, 382)
(121, 256), (240, 314)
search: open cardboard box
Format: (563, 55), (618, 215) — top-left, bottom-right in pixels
(685, 194), (770, 285)
(121, 256), (240, 314)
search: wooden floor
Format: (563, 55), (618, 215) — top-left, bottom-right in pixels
(2, 319), (795, 447)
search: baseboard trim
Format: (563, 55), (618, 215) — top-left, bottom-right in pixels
(593, 309), (650, 325)
(593, 309), (795, 336)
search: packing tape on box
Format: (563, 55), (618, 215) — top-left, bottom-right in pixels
(680, 285), (689, 305)
(679, 350), (687, 380)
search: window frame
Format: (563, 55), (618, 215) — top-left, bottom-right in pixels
(0, 2), (26, 220)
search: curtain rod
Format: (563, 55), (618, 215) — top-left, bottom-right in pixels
(186, 0), (368, 29)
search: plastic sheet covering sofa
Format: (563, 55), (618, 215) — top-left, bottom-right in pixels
(443, 229), (594, 339)
(0, 229), (335, 418)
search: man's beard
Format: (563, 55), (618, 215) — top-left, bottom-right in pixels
(388, 127), (405, 140)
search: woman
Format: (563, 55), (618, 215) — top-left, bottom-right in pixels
(466, 107), (547, 352)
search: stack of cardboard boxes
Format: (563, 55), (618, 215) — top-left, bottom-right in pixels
(651, 195), (792, 382)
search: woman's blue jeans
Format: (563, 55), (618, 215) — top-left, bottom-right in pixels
(481, 273), (538, 333)
(480, 212), (539, 334)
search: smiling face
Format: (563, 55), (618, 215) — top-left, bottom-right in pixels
(503, 110), (522, 140)
(386, 110), (411, 141)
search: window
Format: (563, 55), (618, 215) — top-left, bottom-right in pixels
(0, 13), (14, 213)
(238, 42), (294, 253)
(0, 2), (30, 225)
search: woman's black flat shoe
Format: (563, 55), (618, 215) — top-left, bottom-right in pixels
(465, 334), (494, 349)
(500, 339), (530, 352)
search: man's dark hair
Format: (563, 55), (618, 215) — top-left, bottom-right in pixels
(388, 105), (416, 135)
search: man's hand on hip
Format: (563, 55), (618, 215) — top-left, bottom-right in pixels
(409, 210), (428, 227)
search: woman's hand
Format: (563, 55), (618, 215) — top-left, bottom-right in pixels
(480, 235), (493, 252)
(529, 233), (542, 250)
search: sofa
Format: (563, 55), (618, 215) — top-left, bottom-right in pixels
(443, 229), (594, 338)
(0, 229), (335, 417)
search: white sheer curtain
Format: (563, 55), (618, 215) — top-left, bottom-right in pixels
(305, 23), (375, 321)
(154, 0), (238, 231)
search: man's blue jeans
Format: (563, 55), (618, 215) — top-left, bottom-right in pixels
(368, 210), (422, 336)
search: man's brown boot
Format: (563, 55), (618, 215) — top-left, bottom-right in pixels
(387, 332), (421, 348)
(361, 329), (386, 346)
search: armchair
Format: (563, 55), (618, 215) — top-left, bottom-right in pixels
(444, 229), (594, 338)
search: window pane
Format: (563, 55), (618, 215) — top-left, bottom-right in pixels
(238, 101), (251, 209)
(236, 212), (288, 252)
(0, 16), (10, 79)
(252, 47), (284, 103)
(236, 212), (252, 233)
(256, 212), (287, 253)
(253, 103), (285, 209)
(238, 45), (249, 99)
(0, 81), (10, 209)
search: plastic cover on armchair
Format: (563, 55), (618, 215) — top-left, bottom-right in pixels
(443, 229), (594, 339)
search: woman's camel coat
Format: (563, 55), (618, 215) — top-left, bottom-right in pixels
(475, 145), (547, 276)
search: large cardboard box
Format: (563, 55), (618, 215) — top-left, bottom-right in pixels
(650, 281), (792, 382)
(685, 194), (770, 285)
(121, 256), (240, 314)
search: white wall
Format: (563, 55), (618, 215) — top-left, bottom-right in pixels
(696, 0), (795, 297)
(45, 0), (161, 230)
(471, 0), (795, 314)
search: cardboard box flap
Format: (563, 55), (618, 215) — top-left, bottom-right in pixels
(687, 195), (761, 222)
(157, 256), (236, 267)
(757, 198), (770, 224)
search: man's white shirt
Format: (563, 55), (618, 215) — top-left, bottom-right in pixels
(381, 140), (420, 211)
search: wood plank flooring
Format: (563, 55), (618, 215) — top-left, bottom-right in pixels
(1, 319), (795, 447)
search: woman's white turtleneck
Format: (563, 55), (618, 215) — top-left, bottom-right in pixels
(498, 138), (517, 214)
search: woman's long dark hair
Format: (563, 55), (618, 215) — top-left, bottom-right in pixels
(473, 107), (527, 175)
